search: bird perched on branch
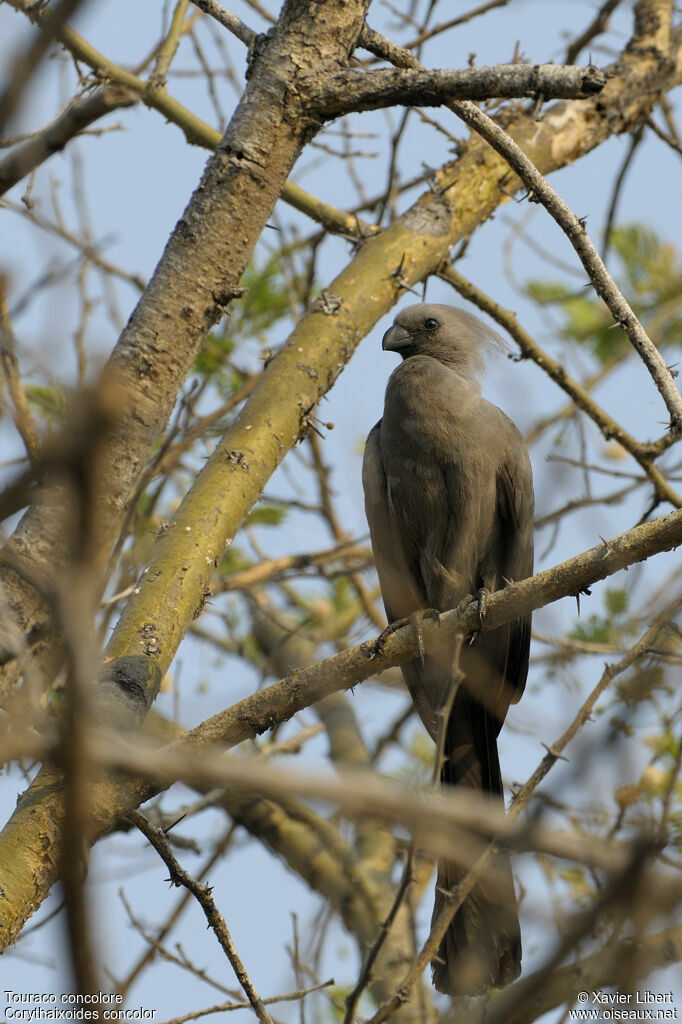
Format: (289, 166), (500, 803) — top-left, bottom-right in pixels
(362, 303), (533, 996)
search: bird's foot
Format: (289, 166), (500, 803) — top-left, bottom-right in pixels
(469, 587), (490, 644)
(410, 608), (441, 664)
(371, 609), (440, 662)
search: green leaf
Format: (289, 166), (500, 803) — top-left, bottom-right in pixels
(194, 331), (235, 377)
(24, 383), (68, 422)
(231, 253), (294, 339)
(604, 587), (628, 617)
(216, 546), (251, 573)
(570, 586), (629, 644)
(525, 223), (682, 362)
(246, 504), (288, 526)
(525, 280), (575, 304)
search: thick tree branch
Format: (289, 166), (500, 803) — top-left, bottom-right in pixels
(0, 0), (374, 696)
(0, 85), (138, 197)
(0, 0), (91, 132)
(307, 64), (606, 120)
(628, 0), (674, 58)
(1, 716), (662, 884)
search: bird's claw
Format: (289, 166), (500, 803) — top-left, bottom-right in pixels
(469, 587), (490, 644)
(370, 618), (403, 659)
(371, 609), (440, 662)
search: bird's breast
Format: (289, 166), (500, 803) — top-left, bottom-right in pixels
(383, 357), (478, 458)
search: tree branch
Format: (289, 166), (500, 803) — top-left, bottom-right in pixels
(439, 265), (682, 507)
(211, 541), (373, 593)
(451, 97), (682, 433)
(308, 63), (606, 120)
(0, 0), (91, 132)
(462, 924), (682, 1024)
(565, 0), (623, 64)
(127, 810), (274, 1024)
(0, 86), (138, 197)
(189, 0), (257, 46)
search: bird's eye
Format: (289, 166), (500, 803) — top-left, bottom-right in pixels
(424, 318), (439, 331)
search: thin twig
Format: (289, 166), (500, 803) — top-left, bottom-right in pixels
(565, 0), (623, 64)
(512, 594), (682, 817)
(602, 121), (645, 257)
(645, 112), (682, 158)
(440, 265), (682, 508)
(115, 829), (236, 997)
(0, 86), (137, 197)
(2, 198), (147, 291)
(342, 846), (416, 1024)
(127, 811), (275, 1024)
(450, 99), (682, 433)
(0, 276), (40, 462)
(189, 0), (257, 46)
(150, 0), (191, 89)
(401, 1), (509, 50)
(156, 978), (334, 1024)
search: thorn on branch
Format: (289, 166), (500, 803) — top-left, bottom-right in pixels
(531, 91), (546, 119)
(311, 289), (342, 315)
(541, 742), (569, 762)
(391, 253), (420, 296)
(210, 285), (247, 321)
(225, 449), (249, 471)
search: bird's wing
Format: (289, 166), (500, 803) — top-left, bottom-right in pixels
(362, 421), (426, 624)
(364, 421), (455, 738)
(493, 440), (534, 704)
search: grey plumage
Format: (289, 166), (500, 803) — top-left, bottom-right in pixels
(362, 303), (533, 996)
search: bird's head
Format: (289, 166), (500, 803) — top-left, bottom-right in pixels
(382, 303), (506, 380)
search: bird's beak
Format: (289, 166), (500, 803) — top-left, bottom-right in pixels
(382, 324), (412, 351)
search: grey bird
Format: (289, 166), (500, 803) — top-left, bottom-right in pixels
(362, 303), (533, 996)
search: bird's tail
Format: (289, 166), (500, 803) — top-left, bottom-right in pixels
(431, 691), (521, 996)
